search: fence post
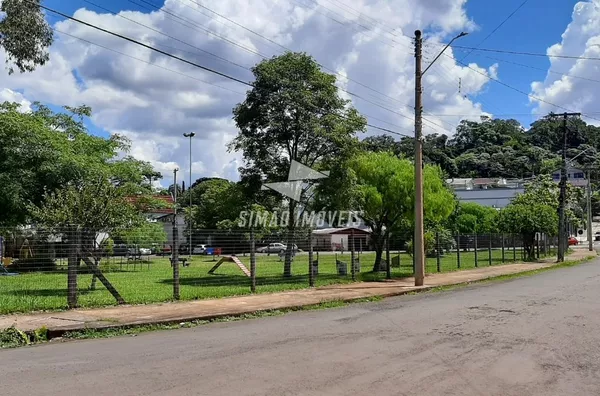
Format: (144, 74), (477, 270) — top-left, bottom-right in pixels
(436, 231), (441, 273)
(474, 234), (478, 268)
(456, 233), (461, 269)
(488, 234), (492, 266)
(536, 235), (540, 259)
(171, 216), (180, 301)
(67, 225), (79, 309)
(350, 229), (355, 282)
(386, 233), (391, 280)
(501, 233), (505, 263)
(250, 229), (256, 292)
(513, 234), (516, 261)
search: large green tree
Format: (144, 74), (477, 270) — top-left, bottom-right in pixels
(230, 52), (366, 277)
(454, 202), (499, 235)
(331, 152), (455, 271)
(0, 102), (159, 226)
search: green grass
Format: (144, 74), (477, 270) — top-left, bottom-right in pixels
(0, 246), (544, 315)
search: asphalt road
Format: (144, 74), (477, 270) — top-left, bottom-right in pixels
(4, 260), (600, 396)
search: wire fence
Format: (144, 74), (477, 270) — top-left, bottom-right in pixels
(0, 227), (558, 314)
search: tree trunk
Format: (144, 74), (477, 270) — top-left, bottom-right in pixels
(371, 230), (385, 272)
(81, 256), (126, 304)
(523, 233), (536, 261)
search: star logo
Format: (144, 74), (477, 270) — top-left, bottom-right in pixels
(261, 160), (329, 202)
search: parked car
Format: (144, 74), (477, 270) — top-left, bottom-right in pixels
(256, 243), (299, 253)
(127, 247), (152, 256)
(568, 237), (579, 246)
(192, 244), (208, 254)
(595, 232), (600, 242)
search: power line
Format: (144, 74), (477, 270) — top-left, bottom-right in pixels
(39, 3), (254, 86)
(130, 0), (426, 128)
(468, 52), (600, 85)
(459, 0), (530, 61)
(52, 26), (247, 95)
(84, 0), (252, 72)
(447, 52), (600, 122)
(451, 45), (600, 61)
(48, 8), (410, 139)
(129, 0), (269, 58)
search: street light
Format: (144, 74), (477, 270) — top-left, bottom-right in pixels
(413, 30), (468, 287)
(183, 132), (196, 258)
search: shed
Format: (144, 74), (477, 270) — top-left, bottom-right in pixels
(312, 227), (371, 252)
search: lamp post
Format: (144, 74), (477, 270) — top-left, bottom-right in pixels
(414, 30), (468, 286)
(183, 132), (196, 258)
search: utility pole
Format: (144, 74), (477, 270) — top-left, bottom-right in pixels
(183, 132), (195, 259)
(553, 112), (581, 262)
(172, 168), (180, 300)
(414, 30), (425, 286)
(587, 170), (593, 252)
(413, 29), (468, 286)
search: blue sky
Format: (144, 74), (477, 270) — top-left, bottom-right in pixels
(10, 0), (594, 182)
(460, 0), (579, 127)
(45, 0), (580, 129)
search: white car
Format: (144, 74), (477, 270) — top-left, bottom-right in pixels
(192, 244), (208, 254)
(139, 248), (152, 255)
(256, 243), (299, 253)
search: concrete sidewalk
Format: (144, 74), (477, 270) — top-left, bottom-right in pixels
(1, 250), (595, 335)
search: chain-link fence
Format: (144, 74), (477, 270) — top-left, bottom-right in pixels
(0, 227), (557, 314)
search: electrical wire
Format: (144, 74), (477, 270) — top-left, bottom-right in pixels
(451, 45), (600, 61)
(84, 0), (252, 72)
(445, 52), (600, 122)
(458, 0), (530, 62)
(46, 9), (410, 139)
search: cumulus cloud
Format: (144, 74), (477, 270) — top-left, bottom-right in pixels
(531, 0), (600, 123)
(0, 0), (493, 183)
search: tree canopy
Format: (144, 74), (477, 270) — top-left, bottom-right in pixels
(0, 0), (53, 74)
(0, 102), (161, 227)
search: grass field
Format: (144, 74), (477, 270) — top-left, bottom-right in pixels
(0, 247), (541, 315)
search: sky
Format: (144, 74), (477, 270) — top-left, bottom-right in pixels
(2, 0), (598, 186)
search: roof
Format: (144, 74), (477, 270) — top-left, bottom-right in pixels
(473, 178), (500, 185)
(125, 195), (175, 214)
(312, 227), (371, 235)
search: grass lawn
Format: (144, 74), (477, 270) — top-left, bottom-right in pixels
(0, 246), (539, 314)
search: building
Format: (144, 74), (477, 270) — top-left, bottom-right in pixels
(312, 227), (371, 252)
(551, 166), (588, 187)
(126, 195), (185, 246)
(447, 178), (525, 209)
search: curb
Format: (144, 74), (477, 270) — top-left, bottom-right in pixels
(12, 255), (597, 341)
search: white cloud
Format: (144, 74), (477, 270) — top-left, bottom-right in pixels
(0, 0), (493, 184)
(0, 88), (31, 112)
(531, 0), (600, 122)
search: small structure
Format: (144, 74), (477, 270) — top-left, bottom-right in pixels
(551, 166), (587, 187)
(312, 227), (371, 252)
(208, 256), (251, 277)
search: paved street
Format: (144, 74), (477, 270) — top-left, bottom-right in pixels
(3, 259), (600, 396)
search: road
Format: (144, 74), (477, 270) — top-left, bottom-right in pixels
(3, 260), (600, 396)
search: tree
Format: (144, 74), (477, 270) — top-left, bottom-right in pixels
(116, 221), (167, 249)
(497, 174), (583, 260)
(230, 52), (366, 276)
(0, 0), (53, 74)
(498, 204), (557, 260)
(192, 179), (244, 229)
(334, 152), (455, 271)
(30, 179), (149, 307)
(0, 102), (160, 226)
(454, 202), (499, 234)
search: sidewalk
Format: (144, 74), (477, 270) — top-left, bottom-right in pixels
(1, 250), (596, 335)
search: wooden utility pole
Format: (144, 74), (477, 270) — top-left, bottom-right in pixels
(172, 168), (180, 300)
(414, 30), (425, 286)
(554, 112), (581, 262)
(587, 170), (594, 252)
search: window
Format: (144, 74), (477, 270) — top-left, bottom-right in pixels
(574, 172), (584, 179)
(552, 173), (560, 180)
